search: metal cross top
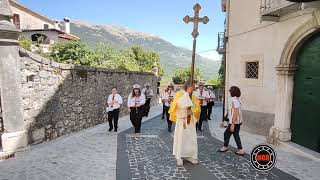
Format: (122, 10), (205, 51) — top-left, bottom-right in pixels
(183, 3), (209, 39)
(183, 3), (209, 87)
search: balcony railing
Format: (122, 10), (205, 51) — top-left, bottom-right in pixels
(217, 32), (225, 55)
(260, 0), (300, 21)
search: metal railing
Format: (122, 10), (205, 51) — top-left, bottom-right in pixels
(260, 0), (296, 15)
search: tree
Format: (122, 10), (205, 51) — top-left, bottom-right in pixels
(217, 57), (225, 86)
(172, 67), (202, 84)
(18, 35), (33, 51)
(51, 40), (94, 65)
(207, 77), (223, 88)
(91, 43), (118, 68)
(49, 41), (163, 76)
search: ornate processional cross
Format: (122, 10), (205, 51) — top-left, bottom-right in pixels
(183, 3), (209, 126)
(183, 3), (209, 86)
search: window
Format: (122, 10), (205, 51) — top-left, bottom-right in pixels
(246, 62), (259, 79)
(44, 24), (49, 29)
(13, 14), (20, 29)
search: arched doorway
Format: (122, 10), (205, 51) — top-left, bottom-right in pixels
(291, 33), (320, 152)
(31, 34), (48, 44)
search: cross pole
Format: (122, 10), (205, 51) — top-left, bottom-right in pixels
(183, 3), (209, 87)
(183, 3), (209, 126)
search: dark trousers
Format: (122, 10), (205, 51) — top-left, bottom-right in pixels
(130, 107), (143, 133)
(207, 101), (214, 118)
(161, 103), (165, 118)
(164, 106), (172, 128)
(224, 123), (243, 149)
(196, 105), (207, 130)
(108, 108), (120, 130)
(144, 98), (151, 116)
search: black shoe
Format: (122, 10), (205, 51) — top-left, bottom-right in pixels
(108, 128), (113, 132)
(168, 126), (172, 132)
(208, 117), (212, 120)
(198, 128), (203, 131)
(217, 148), (228, 152)
(114, 129), (117, 132)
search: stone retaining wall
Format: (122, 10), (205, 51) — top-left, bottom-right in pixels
(19, 49), (158, 144)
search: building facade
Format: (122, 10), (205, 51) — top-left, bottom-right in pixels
(219, 0), (320, 152)
(9, 0), (79, 52)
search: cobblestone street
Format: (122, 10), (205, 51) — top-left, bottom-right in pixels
(0, 105), (316, 180)
(117, 114), (295, 180)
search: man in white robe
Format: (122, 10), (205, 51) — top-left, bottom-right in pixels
(169, 83), (201, 166)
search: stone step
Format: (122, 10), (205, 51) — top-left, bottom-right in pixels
(0, 150), (15, 161)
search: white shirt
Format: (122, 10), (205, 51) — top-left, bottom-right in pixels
(228, 97), (243, 124)
(161, 90), (176, 107)
(208, 90), (216, 102)
(107, 94), (123, 109)
(194, 89), (210, 106)
(127, 93), (146, 107)
(142, 87), (154, 99)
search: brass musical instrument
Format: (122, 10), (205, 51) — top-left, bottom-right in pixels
(134, 96), (139, 113)
(199, 91), (204, 106)
(111, 95), (115, 108)
(168, 91), (174, 106)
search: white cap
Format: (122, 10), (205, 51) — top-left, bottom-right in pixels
(133, 84), (141, 89)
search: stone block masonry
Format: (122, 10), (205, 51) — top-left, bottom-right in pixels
(18, 49), (158, 145)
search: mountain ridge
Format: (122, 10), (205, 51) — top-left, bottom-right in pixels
(69, 20), (220, 79)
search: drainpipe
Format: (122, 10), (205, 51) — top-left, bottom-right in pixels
(222, 0), (231, 124)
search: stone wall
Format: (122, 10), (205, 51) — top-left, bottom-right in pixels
(18, 49), (158, 144)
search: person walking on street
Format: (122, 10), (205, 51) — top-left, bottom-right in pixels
(169, 79), (201, 166)
(207, 86), (216, 120)
(128, 84), (146, 134)
(194, 81), (210, 131)
(106, 87), (123, 132)
(161, 89), (167, 119)
(218, 86), (245, 156)
(161, 83), (176, 132)
(142, 83), (154, 117)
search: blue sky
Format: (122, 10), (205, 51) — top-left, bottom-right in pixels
(17, 0), (225, 61)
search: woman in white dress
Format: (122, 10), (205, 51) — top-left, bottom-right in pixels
(169, 80), (201, 166)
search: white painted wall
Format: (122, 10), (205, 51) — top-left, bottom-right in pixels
(10, 4), (54, 30)
(225, 0), (315, 114)
(22, 31), (60, 44)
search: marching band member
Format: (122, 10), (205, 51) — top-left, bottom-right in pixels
(128, 84), (146, 134)
(161, 88), (167, 119)
(194, 81), (210, 131)
(106, 87), (123, 132)
(161, 83), (176, 132)
(142, 83), (154, 117)
(207, 86), (216, 120)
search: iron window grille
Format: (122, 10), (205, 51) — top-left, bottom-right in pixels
(246, 62), (259, 79)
